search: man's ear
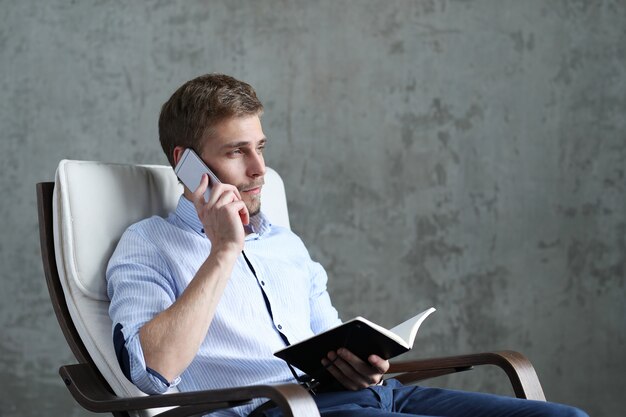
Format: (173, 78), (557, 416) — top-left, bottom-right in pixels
(172, 146), (186, 166)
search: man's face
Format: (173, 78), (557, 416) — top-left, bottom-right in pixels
(198, 115), (267, 216)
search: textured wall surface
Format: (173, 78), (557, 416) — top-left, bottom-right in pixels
(1, 1), (624, 416)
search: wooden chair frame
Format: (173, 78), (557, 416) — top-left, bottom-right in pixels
(37, 181), (545, 417)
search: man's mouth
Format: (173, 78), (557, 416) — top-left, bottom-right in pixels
(242, 186), (262, 195)
(239, 181), (264, 195)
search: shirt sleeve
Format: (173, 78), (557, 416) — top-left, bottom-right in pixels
(308, 260), (341, 334)
(106, 225), (182, 394)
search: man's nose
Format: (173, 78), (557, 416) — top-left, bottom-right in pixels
(247, 151), (265, 178)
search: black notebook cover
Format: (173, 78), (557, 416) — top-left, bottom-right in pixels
(274, 318), (408, 379)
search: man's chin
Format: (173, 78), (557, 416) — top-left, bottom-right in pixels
(247, 202), (261, 217)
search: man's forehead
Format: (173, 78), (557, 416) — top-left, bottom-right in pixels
(200, 115), (265, 150)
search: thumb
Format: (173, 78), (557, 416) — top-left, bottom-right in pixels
(368, 355), (389, 373)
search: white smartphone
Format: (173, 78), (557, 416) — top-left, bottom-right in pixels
(174, 148), (221, 201)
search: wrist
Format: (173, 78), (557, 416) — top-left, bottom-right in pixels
(199, 244), (240, 282)
(210, 243), (242, 260)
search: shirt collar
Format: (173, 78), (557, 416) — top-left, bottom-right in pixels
(175, 196), (272, 238)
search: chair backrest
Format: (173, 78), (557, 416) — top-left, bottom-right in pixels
(42, 160), (290, 417)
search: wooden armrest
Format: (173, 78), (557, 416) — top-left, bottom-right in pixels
(387, 350), (546, 401)
(60, 363), (320, 417)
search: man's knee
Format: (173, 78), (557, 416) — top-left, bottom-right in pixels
(542, 402), (589, 417)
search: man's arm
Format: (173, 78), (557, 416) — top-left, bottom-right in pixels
(139, 175), (248, 383)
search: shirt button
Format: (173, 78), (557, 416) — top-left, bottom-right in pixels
(261, 281), (265, 286)
(277, 324), (282, 330)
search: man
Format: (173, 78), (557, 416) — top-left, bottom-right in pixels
(107, 74), (587, 417)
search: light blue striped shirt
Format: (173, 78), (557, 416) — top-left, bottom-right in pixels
(106, 196), (341, 416)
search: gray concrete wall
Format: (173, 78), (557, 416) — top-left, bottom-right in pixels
(1, 1), (624, 416)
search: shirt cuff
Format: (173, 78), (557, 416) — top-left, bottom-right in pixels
(126, 331), (181, 394)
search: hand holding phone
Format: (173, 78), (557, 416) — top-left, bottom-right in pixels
(175, 148), (221, 201)
(175, 148), (249, 228)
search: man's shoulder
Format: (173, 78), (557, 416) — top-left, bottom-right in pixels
(126, 214), (173, 234)
(108, 214), (182, 269)
(120, 213), (185, 246)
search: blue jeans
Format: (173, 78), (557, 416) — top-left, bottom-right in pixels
(259, 379), (588, 417)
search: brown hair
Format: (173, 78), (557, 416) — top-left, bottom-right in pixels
(158, 73), (264, 167)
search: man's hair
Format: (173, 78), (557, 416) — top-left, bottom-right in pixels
(158, 73), (264, 167)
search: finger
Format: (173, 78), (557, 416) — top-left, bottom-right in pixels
(228, 200), (248, 218)
(239, 204), (250, 225)
(212, 185), (248, 224)
(367, 355), (390, 374)
(229, 185), (244, 202)
(214, 188), (241, 209)
(337, 348), (383, 383)
(224, 200), (249, 228)
(322, 356), (360, 391)
(191, 174), (210, 207)
(327, 351), (372, 389)
(336, 349), (384, 385)
(208, 180), (243, 201)
(205, 182), (224, 207)
(207, 183), (239, 209)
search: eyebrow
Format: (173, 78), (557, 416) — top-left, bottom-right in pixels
(221, 137), (267, 150)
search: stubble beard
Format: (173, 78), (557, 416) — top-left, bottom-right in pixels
(246, 197), (261, 217)
(239, 180), (264, 217)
